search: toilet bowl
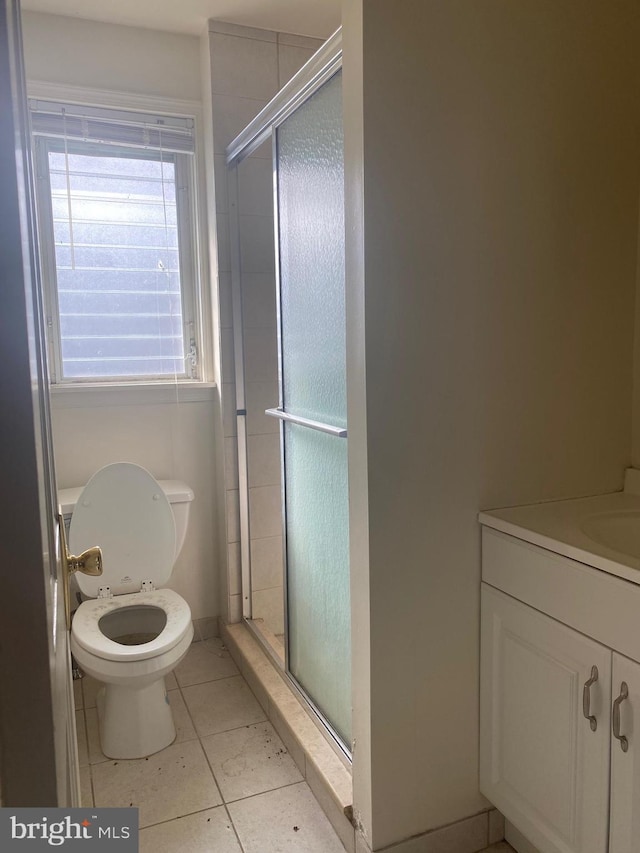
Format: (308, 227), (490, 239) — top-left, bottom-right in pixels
(65, 462), (194, 759)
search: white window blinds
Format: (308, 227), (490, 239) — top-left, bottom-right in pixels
(29, 100), (195, 155)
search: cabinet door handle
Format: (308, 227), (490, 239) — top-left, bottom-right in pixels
(583, 665), (599, 731)
(613, 682), (629, 753)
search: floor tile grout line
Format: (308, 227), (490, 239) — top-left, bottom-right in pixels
(223, 777), (308, 807)
(138, 803), (230, 831)
(195, 715), (270, 741)
(222, 802), (247, 853)
(176, 664), (270, 740)
(89, 678), (267, 767)
(87, 645), (317, 848)
(178, 652), (301, 852)
(197, 720), (304, 808)
(81, 703), (97, 808)
(187, 693), (226, 809)
(182, 669), (247, 853)
(175, 668), (244, 692)
(139, 801), (247, 853)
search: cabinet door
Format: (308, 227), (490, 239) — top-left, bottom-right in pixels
(480, 584), (611, 853)
(609, 653), (640, 853)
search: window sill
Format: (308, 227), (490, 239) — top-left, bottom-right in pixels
(49, 381), (217, 409)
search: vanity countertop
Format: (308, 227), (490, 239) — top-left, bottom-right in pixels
(480, 490), (640, 586)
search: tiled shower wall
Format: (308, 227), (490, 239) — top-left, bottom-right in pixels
(207, 21), (323, 627)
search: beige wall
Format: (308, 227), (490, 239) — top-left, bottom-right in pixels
(22, 12), (221, 626)
(345, 1), (640, 849)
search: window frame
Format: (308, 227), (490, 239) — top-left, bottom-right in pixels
(32, 100), (203, 387)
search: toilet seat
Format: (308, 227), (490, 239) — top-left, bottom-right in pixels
(72, 589), (192, 663)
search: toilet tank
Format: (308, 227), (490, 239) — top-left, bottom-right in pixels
(58, 479), (194, 561)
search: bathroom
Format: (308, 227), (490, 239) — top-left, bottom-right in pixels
(2, 1), (640, 853)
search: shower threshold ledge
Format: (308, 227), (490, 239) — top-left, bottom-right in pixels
(220, 619), (355, 853)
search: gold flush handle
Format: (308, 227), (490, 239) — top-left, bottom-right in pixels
(58, 513), (103, 629)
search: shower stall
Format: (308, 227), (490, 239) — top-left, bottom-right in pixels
(225, 31), (350, 753)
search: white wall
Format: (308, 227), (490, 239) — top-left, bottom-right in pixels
(21, 11), (201, 101)
(345, 1), (640, 849)
(22, 12), (221, 627)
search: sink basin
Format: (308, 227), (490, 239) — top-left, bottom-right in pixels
(581, 511), (640, 560)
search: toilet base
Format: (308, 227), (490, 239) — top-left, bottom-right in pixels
(97, 677), (176, 759)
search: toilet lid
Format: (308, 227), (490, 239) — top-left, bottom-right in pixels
(69, 462), (176, 598)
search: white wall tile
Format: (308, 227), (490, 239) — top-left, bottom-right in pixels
(252, 138), (272, 160)
(247, 433), (281, 487)
(210, 32), (278, 100)
(214, 154), (229, 213)
(246, 382), (279, 435)
(277, 44), (317, 89)
(239, 214), (275, 273)
(250, 536), (283, 591)
(209, 20), (277, 42)
(193, 616), (219, 641)
(228, 541), (241, 596)
(226, 489), (240, 543)
(224, 436), (239, 489)
(238, 157), (274, 216)
(277, 33), (323, 50)
(219, 327), (236, 382)
(248, 485), (281, 539)
(242, 273), (277, 329)
(244, 327), (278, 383)
(212, 93), (267, 154)
(229, 593), (243, 623)
(215, 213), (231, 272)
(222, 383), (237, 437)
(218, 271), (233, 329)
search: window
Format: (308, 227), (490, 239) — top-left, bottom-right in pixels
(31, 100), (200, 384)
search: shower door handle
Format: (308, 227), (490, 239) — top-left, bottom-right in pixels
(265, 408), (347, 438)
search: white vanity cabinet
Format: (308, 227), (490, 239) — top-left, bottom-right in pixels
(480, 584), (611, 853)
(609, 654), (640, 853)
(480, 525), (640, 853)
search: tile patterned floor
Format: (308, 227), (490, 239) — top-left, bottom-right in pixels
(75, 637), (345, 853)
(75, 638), (515, 853)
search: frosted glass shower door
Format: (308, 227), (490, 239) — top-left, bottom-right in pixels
(274, 70), (351, 747)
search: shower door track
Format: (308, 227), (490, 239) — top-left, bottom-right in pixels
(225, 28), (350, 764)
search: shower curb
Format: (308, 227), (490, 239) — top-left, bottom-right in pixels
(220, 619), (355, 853)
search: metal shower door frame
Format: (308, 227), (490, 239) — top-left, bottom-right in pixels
(225, 29), (350, 761)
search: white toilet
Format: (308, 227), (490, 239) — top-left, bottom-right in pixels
(62, 462), (195, 760)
